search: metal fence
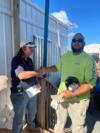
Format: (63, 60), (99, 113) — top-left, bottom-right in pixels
(36, 76), (58, 130)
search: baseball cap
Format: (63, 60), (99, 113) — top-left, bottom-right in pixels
(20, 41), (37, 48)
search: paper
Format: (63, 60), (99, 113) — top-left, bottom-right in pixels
(26, 85), (41, 98)
(50, 94), (79, 109)
(50, 100), (58, 110)
(51, 95), (64, 103)
(50, 95), (64, 110)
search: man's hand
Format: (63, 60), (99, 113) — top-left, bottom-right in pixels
(60, 90), (73, 99)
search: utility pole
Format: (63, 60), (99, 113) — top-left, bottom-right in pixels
(43, 0), (50, 67)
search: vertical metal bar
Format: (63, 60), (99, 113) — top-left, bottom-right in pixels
(57, 22), (61, 58)
(13, 0), (20, 54)
(43, 0), (50, 67)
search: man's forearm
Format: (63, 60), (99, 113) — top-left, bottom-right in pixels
(73, 84), (92, 96)
(60, 84), (92, 99)
(18, 65), (57, 80)
(35, 65), (57, 75)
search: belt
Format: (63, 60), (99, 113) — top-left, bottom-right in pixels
(11, 87), (24, 93)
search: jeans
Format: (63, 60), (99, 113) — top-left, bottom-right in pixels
(10, 91), (37, 133)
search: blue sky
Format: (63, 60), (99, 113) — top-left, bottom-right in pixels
(32, 0), (100, 49)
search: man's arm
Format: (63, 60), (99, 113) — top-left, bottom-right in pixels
(60, 83), (91, 99)
(18, 65), (57, 80)
(72, 83), (91, 96)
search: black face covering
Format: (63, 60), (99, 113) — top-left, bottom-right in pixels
(71, 45), (84, 53)
(71, 43), (84, 53)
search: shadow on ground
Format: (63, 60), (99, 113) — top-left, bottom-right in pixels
(86, 110), (100, 133)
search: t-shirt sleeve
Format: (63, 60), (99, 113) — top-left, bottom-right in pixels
(15, 66), (24, 76)
(11, 57), (24, 77)
(55, 55), (65, 72)
(85, 58), (97, 88)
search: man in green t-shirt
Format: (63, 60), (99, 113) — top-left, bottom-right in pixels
(21, 33), (96, 133)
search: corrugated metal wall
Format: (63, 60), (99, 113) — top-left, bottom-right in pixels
(20, 0), (67, 62)
(0, 0), (14, 76)
(0, 0), (14, 127)
(20, 0), (67, 84)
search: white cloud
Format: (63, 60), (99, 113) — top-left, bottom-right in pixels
(84, 44), (100, 53)
(51, 10), (78, 28)
(67, 32), (75, 38)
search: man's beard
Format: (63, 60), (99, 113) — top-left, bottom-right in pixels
(71, 44), (84, 53)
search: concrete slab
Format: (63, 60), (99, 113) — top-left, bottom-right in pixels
(0, 111), (100, 133)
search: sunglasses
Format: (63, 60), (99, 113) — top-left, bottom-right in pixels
(72, 38), (84, 43)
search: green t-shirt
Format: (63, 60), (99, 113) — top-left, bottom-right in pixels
(56, 51), (97, 101)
